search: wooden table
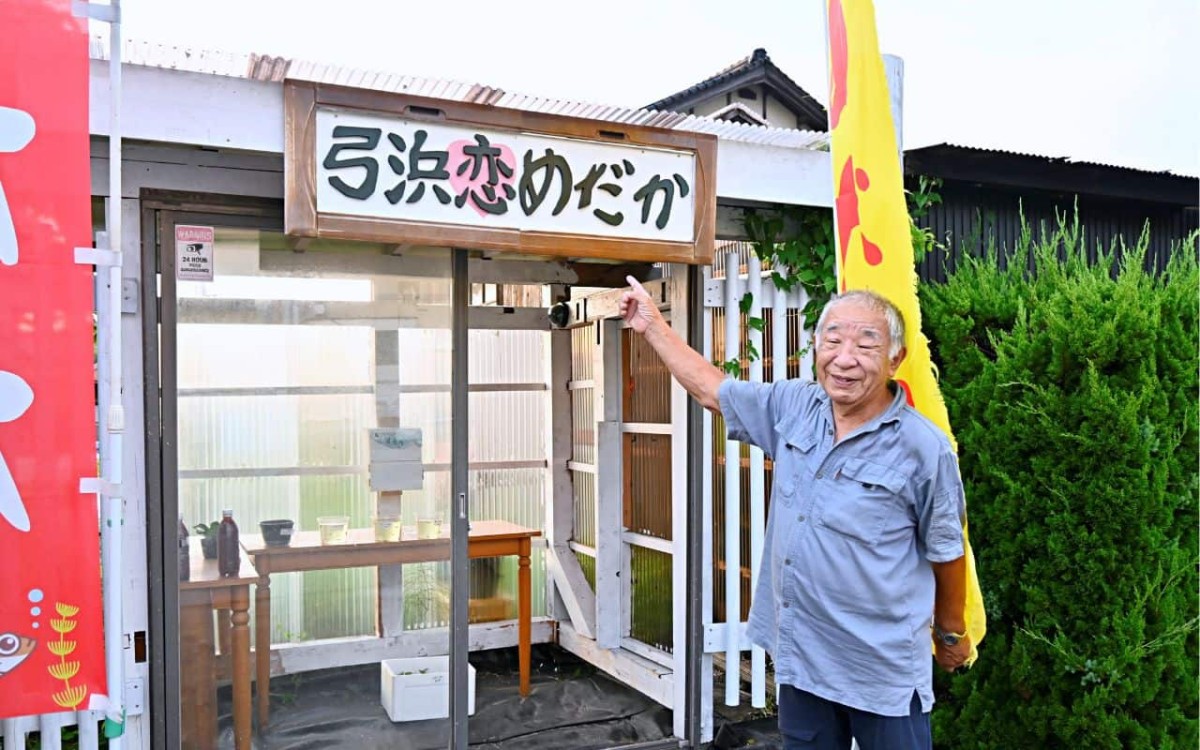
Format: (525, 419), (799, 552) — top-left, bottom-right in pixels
(242, 519), (541, 727)
(180, 539), (257, 750)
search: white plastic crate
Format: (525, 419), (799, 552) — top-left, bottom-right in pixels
(380, 656), (476, 722)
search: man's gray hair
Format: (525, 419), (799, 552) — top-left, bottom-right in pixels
(814, 290), (907, 358)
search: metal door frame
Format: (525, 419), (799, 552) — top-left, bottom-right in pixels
(141, 192), (473, 748)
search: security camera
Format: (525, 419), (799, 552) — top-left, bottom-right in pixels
(547, 301), (571, 329)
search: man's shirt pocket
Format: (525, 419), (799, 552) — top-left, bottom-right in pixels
(772, 432), (816, 508)
(818, 457), (909, 545)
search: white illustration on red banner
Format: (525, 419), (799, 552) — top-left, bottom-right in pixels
(0, 107), (36, 266)
(0, 371), (34, 532)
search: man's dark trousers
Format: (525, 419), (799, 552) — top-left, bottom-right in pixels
(778, 685), (931, 750)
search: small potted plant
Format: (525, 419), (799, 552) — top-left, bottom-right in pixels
(193, 521), (220, 559)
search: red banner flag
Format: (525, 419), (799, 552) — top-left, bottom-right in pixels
(0, 0), (107, 717)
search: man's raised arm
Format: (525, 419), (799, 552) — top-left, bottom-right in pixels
(619, 276), (725, 413)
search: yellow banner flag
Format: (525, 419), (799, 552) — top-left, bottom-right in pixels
(825, 0), (986, 661)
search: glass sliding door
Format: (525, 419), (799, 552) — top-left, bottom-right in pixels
(153, 210), (468, 749)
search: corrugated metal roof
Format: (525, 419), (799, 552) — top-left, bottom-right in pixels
(910, 142), (1198, 181)
(90, 37), (829, 151)
(90, 35), (250, 78)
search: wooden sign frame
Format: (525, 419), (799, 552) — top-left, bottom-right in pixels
(284, 80), (717, 265)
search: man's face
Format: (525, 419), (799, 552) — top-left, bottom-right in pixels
(815, 301), (906, 411)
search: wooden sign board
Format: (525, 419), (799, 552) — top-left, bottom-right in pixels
(285, 81), (717, 264)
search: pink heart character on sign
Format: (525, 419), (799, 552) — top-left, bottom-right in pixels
(446, 136), (518, 218)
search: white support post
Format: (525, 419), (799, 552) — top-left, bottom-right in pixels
(2, 718), (23, 748)
(78, 712), (101, 748)
(796, 284), (814, 380)
(722, 252), (741, 707)
(746, 257), (766, 709)
(668, 266), (690, 736)
(116, 197), (148, 747)
(772, 281), (789, 384)
(593, 319), (623, 649)
(883, 54), (905, 168)
(700, 265), (715, 743)
(373, 314), (405, 636)
(544, 316), (571, 596)
(37, 713), (67, 750)
(544, 296), (597, 639)
(99, 3), (126, 739)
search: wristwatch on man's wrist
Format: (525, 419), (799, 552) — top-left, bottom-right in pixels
(933, 623), (967, 647)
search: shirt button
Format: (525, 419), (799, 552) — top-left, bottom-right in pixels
(783, 602), (790, 608)
(797, 515), (805, 522)
(785, 558), (792, 565)
(815, 472), (823, 479)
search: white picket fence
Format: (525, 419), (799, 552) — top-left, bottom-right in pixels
(705, 248), (814, 711)
(1, 711), (104, 750)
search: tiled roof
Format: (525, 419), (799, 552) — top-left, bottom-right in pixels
(645, 48), (827, 131)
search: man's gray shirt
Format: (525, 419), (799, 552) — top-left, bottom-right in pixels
(718, 377), (966, 716)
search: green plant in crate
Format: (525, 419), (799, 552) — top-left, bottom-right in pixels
(193, 521), (220, 559)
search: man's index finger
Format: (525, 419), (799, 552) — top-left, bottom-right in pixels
(626, 275), (648, 296)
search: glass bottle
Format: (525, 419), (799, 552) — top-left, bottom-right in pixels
(178, 515), (190, 582)
(217, 509), (240, 578)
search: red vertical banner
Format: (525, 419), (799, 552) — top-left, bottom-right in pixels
(0, 0), (107, 718)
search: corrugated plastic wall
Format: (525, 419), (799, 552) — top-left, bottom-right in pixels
(177, 236), (551, 641)
(570, 324), (597, 550)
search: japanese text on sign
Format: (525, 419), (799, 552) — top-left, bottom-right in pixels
(314, 110), (697, 242)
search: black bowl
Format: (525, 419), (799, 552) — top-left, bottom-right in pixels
(259, 519), (294, 547)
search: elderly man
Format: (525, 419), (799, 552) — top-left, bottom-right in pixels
(619, 278), (970, 750)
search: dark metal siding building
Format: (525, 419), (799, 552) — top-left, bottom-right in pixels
(906, 144), (1199, 282)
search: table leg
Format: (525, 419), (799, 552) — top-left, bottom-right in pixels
(217, 608), (232, 680)
(180, 597), (216, 750)
(255, 574), (271, 727)
(217, 609), (231, 656)
(518, 539), (531, 697)
(230, 586), (252, 750)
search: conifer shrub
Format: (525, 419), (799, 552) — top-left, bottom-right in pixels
(920, 217), (1199, 749)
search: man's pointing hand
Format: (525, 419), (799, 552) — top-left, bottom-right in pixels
(618, 275), (664, 335)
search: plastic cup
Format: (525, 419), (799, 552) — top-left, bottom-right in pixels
(416, 518), (442, 540)
(317, 516), (349, 545)
(374, 515), (402, 542)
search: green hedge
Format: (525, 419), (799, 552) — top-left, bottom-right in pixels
(920, 218), (1199, 749)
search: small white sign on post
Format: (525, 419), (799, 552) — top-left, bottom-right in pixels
(368, 427), (424, 492)
(175, 224), (214, 281)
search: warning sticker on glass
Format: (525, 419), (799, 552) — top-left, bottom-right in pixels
(175, 224), (214, 281)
